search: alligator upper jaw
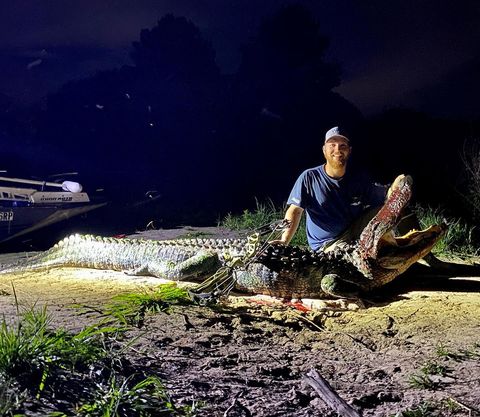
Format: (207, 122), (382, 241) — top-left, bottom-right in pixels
(375, 224), (447, 269)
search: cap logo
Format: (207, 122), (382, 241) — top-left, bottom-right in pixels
(325, 126), (350, 144)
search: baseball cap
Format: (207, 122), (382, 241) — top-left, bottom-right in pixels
(324, 126), (350, 144)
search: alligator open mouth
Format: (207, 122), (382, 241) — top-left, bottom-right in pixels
(376, 224), (447, 270)
(354, 175), (447, 282)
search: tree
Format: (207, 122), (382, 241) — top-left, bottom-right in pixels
(238, 4), (340, 98)
(37, 14), (223, 217)
(220, 5), (361, 206)
(131, 14), (219, 83)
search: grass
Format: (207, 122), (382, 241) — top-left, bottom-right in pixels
(407, 343), (480, 403)
(0, 304), (118, 393)
(408, 358), (450, 390)
(392, 401), (437, 417)
(0, 304), (52, 378)
(393, 398), (468, 417)
(77, 375), (186, 417)
(0, 305), (114, 414)
(408, 353), (452, 391)
(0, 304), (116, 385)
(420, 360), (448, 377)
(0, 377), (26, 416)
(440, 398), (463, 414)
(435, 344), (459, 360)
(408, 374), (438, 390)
(220, 199), (308, 247)
(0, 300), (196, 416)
(221, 199), (281, 230)
(414, 205), (478, 256)
(435, 343), (480, 361)
(104, 283), (193, 327)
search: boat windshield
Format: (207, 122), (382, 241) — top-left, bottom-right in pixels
(0, 187), (36, 202)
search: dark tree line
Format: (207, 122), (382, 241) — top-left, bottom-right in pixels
(27, 6), (363, 223)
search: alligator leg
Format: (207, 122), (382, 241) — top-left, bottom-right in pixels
(320, 273), (363, 299)
(146, 250), (223, 281)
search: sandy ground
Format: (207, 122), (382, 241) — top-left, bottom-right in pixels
(0, 227), (479, 416)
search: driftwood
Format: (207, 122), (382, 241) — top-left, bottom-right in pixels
(223, 390), (252, 417)
(303, 368), (361, 417)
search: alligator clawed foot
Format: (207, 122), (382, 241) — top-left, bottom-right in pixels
(320, 273), (363, 299)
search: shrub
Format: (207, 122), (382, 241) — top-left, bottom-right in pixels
(414, 205), (478, 256)
(221, 199), (308, 247)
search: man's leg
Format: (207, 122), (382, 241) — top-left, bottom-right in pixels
(323, 207), (381, 253)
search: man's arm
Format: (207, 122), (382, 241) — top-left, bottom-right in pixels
(271, 204), (304, 245)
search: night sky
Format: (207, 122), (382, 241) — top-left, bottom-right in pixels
(1, 0), (479, 118)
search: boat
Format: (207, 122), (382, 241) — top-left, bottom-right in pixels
(0, 175), (106, 243)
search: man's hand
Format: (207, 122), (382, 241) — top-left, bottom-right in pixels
(269, 238), (287, 245)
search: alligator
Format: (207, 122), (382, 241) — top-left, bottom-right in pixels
(0, 176), (449, 299)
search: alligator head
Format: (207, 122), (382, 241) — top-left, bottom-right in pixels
(322, 174), (447, 296)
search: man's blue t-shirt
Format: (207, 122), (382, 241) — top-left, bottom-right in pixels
(287, 165), (387, 251)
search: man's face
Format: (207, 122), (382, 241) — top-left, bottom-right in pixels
(322, 137), (351, 168)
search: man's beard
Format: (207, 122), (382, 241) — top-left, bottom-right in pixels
(328, 156), (347, 169)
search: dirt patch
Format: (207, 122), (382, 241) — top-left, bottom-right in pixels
(0, 227), (479, 416)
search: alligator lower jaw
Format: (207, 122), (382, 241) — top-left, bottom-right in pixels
(376, 224), (447, 269)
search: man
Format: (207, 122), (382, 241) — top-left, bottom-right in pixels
(273, 126), (405, 252)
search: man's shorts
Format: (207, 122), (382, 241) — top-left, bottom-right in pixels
(322, 207), (380, 253)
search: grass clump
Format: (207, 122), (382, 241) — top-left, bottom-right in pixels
(105, 283), (193, 327)
(221, 199), (308, 247)
(0, 376), (27, 416)
(435, 343), (479, 361)
(408, 374), (438, 390)
(414, 205), (478, 256)
(393, 398), (469, 417)
(77, 375), (188, 417)
(0, 304), (121, 415)
(392, 401), (439, 417)
(0, 302), (196, 416)
(420, 360), (448, 377)
(0, 304), (114, 382)
(221, 199), (282, 231)
(0, 304), (52, 379)
(408, 358), (450, 391)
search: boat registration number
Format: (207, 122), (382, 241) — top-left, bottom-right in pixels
(0, 212), (13, 221)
